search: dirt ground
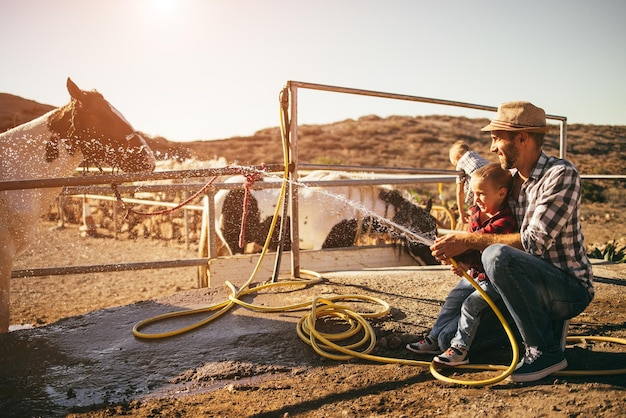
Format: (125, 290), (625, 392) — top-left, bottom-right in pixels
(2, 210), (626, 417)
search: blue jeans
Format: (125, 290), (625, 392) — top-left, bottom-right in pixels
(482, 244), (592, 352)
(429, 278), (472, 349)
(450, 280), (500, 350)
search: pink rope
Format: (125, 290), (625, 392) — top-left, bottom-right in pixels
(238, 164), (265, 249)
(114, 176), (218, 220)
(112, 164), (267, 250)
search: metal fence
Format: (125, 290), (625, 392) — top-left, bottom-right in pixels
(5, 164), (459, 283)
(3, 81), (624, 286)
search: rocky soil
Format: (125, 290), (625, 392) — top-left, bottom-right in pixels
(2, 214), (625, 417)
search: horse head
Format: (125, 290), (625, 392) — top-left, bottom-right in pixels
(377, 189), (439, 265)
(46, 78), (156, 172)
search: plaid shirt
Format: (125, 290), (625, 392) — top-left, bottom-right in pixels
(456, 150), (489, 206)
(455, 203), (518, 280)
(509, 152), (594, 296)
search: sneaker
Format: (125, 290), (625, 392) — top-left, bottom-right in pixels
(406, 336), (441, 354)
(509, 346), (567, 382)
(433, 346), (469, 366)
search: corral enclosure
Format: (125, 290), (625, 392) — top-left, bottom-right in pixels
(8, 82), (626, 293)
(2, 88), (626, 416)
(38, 112), (626, 261)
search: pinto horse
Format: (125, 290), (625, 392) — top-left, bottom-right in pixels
(0, 78), (156, 332)
(214, 171), (439, 265)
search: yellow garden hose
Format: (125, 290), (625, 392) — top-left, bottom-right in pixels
(293, 257), (520, 386)
(133, 86), (626, 386)
(133, 87), (296, 339)
(427, 257), (519, 385)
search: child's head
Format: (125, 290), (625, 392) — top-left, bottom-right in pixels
(469, 163), (513, 214)
(449, 141), (469, 166)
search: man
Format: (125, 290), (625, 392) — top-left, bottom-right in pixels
(431, 101), (594, 382)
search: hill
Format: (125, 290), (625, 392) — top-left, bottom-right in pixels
(2, 93), (624, 202)
(0, 93), (55, 131)
(181, 115), (626, 178)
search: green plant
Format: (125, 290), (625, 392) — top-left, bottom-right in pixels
(581, 181), (606, 203)
(587, 240), (626, 263)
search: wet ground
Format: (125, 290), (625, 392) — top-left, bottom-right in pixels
(2, 262), (625, 417)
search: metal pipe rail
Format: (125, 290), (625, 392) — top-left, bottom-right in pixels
(288, 80), (568, 122)
(0, 164), (285, 192)
(299, 163), (463, 176)
(581, 174), (626, 180)
(286, 80), (569, 159)
(54, 163), (462, 196)
(79, 194), (204, 211)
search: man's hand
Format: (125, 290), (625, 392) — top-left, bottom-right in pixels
(431, 231), (523, 264)
(430, 233), (470, 263)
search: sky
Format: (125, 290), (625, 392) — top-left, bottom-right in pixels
(1, 0), (625, 142)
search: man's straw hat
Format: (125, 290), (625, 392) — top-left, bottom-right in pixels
(481, 101), (551, 133)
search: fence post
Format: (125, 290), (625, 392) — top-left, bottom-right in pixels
(197, 195), (210, 288)
(57, 196), (65, 228)
(80, 196), (97, 236)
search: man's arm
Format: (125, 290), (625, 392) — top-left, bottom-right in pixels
(430, 231), (522, 262)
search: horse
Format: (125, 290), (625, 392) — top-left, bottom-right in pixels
(0, 78), (156, 332)
(214, 171), (439, 265)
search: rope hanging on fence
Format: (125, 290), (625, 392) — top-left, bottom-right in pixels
(111, 176), (219, 219)
(238, 163), (266, 249)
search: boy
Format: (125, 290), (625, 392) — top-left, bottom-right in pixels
(449, 141), (489, 226)
(407, 163), (517, 366)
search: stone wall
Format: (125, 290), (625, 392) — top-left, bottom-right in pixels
(44, 194), (205, 243)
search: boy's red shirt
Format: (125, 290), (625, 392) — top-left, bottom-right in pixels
(455, 203), (518, 280)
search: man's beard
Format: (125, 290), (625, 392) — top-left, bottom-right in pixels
(499, 143), (518, 170)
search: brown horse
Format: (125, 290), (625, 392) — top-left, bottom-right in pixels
(0, 78), (156, 332)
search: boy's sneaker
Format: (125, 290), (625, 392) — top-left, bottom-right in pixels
(509, 346), (567, 382)
(433, 346), (469, 366)
(406, 336), (441, 354)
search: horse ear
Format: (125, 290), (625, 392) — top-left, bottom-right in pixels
(425, 198), (433, 213)
(66, 78), (85, 102)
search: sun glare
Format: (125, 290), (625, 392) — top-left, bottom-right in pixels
(150, 0), (176, 16)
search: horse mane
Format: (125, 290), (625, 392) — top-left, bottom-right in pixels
(44, 89), (106, 163)
(45, 101), (78, 162)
